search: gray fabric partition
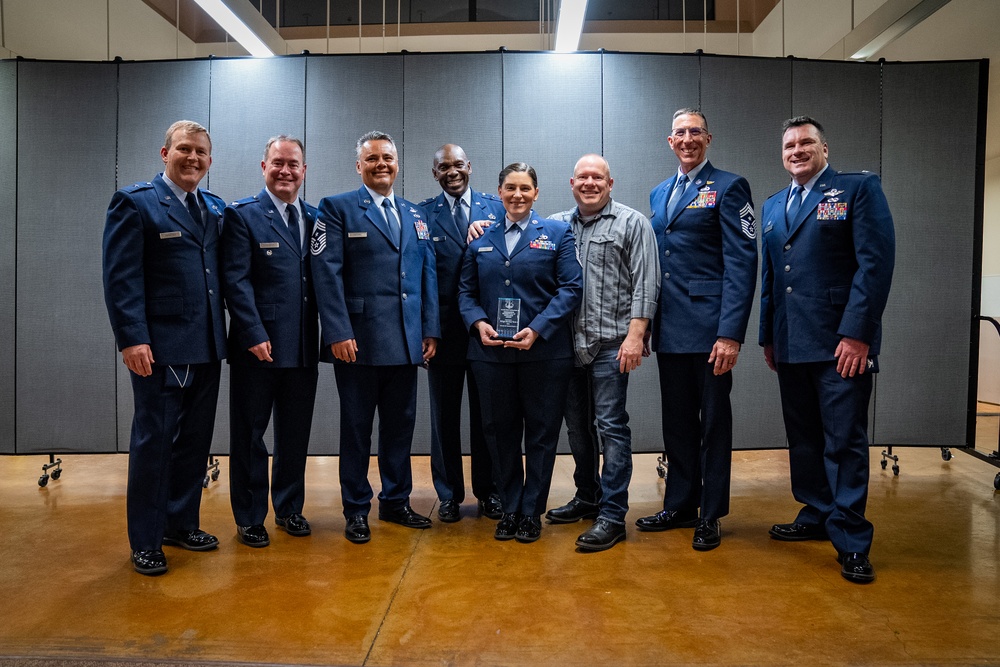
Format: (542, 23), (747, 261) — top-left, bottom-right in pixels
(0, 52), (985, 458)
(502, 52), (603, 216)
(16, 62), (118, 453)
(116, 60), (212, 452)
(876, 61), (981, 447)
(0, 62), (14, 453)
(602, 53), (700, 453)
(208, 56), (309, 456)
(304, 54), (405, 455)
(401, 52), (505, 456)
(700, 55), (792, 449)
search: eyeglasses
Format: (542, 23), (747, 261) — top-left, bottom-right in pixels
(671, 127), (706, 138)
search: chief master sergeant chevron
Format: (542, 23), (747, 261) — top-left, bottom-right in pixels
(759, 115), (895, 584)
(310, 130), (440, 545)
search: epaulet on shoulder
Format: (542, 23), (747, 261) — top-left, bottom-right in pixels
(124, 181), (153, 193)
(417, 196), (436, 206)
(230, 195), (258, 208)
(837, 170), (873, 176)
(478, 191), (501, 201)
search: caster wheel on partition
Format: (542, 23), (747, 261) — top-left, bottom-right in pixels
(880, 459), (887, 470)
(994, 473), (1000, 491)
(941, 448), (952, 461)
(51, 469), (61, 480)
(892, 464), (900, 476)
(211, 470), (220, 482)
(203, 476), (210, 489)
(38, 475), (49, 487)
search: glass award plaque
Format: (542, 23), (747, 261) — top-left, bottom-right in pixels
(494, 298), (521, 341)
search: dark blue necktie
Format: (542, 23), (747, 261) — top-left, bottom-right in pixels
(666, 174), (688, 219)
(785, 184), (803, 232)
(286, 203), (300, 249)
(382, 199), (400, 246)
(453, 199), (469, 238)
(186, 192), (203, 228)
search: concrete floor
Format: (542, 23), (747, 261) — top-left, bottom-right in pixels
(1, 435), (998, 666)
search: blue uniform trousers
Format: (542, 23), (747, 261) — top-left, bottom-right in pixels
(126, 361), (221, 551)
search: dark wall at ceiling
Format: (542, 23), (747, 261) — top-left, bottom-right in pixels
(0, 51), (985, 457)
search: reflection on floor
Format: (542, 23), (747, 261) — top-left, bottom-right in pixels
(1, 441), (998, 666)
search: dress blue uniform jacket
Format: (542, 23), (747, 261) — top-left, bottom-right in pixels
(418, 190), (506, 365)
(222, 189), (319, 368)
(759, 166), (895, 363)
(311, 186), (440, 365)
(649, 161), (758, 353)
(458, 211), (582, 363)
(103, 174), (227, 364)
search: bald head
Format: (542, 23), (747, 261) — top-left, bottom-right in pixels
(570, 153), (614, 216)
(432, 144), (472, 197)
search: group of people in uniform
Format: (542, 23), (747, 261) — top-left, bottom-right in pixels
(102, 108), (895, 585)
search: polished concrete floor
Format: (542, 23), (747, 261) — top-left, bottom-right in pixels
(1, 429), (998, 666)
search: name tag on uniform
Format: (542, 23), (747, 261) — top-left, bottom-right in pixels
(817, 202), (848, 220)
(259, 242), (279, 249)
(348, 232), (368, 238)
(159, 231), (181, 239)
(478, 246), (494, 252)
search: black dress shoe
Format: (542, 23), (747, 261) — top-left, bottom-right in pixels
(515, 515), (542, 543)
(345, 515), (371, 544)
(576, 518), (626, 552)
(275, 513), (311, 536)
(634, 509), (698, 532)
(131, 549), (167, 576)
(437, 499), (461, 523)
(841, 552), (876, 583)
(495, 513), (520, 541)
(692, 519), (721, 551)
(379, 504), (432, 529)
(545, 498), (600, 524)
(478, 493), (503, 520)
(162, 529), (219, 551)
(768, 521), (828, 542)
(236, 524), (270, 547)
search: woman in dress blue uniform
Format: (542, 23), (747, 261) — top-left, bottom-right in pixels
(458, 163), (583, 543)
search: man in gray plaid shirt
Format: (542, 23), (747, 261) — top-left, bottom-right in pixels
(545, 154), (660, 552)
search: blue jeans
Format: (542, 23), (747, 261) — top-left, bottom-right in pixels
(564, 344), (632, 524)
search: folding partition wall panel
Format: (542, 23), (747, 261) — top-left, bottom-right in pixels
(208, 57), (307, 205)
(700, 55), (791, 449)
(401, 52), (505, 455)
(303, 54), (405, 455)
(199, 57), (310, 456)
(400, 52), (504, 203)
(0, 62), (14, 453)
(876, 60), (983, 447)
(16, 62), (118, 453)
(789, 58), (884, 444)
(501, 52), (604, 216)
(601, 53), (700, 453)
(115, 60), (212, 452)
(790, 59), (882, 175)
(304, 54), (405, 202)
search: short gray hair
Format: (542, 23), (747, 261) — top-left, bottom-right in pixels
(356, 130), (396, 158)
(672, 108), (708, 130)
(263, 135), (305, 162)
